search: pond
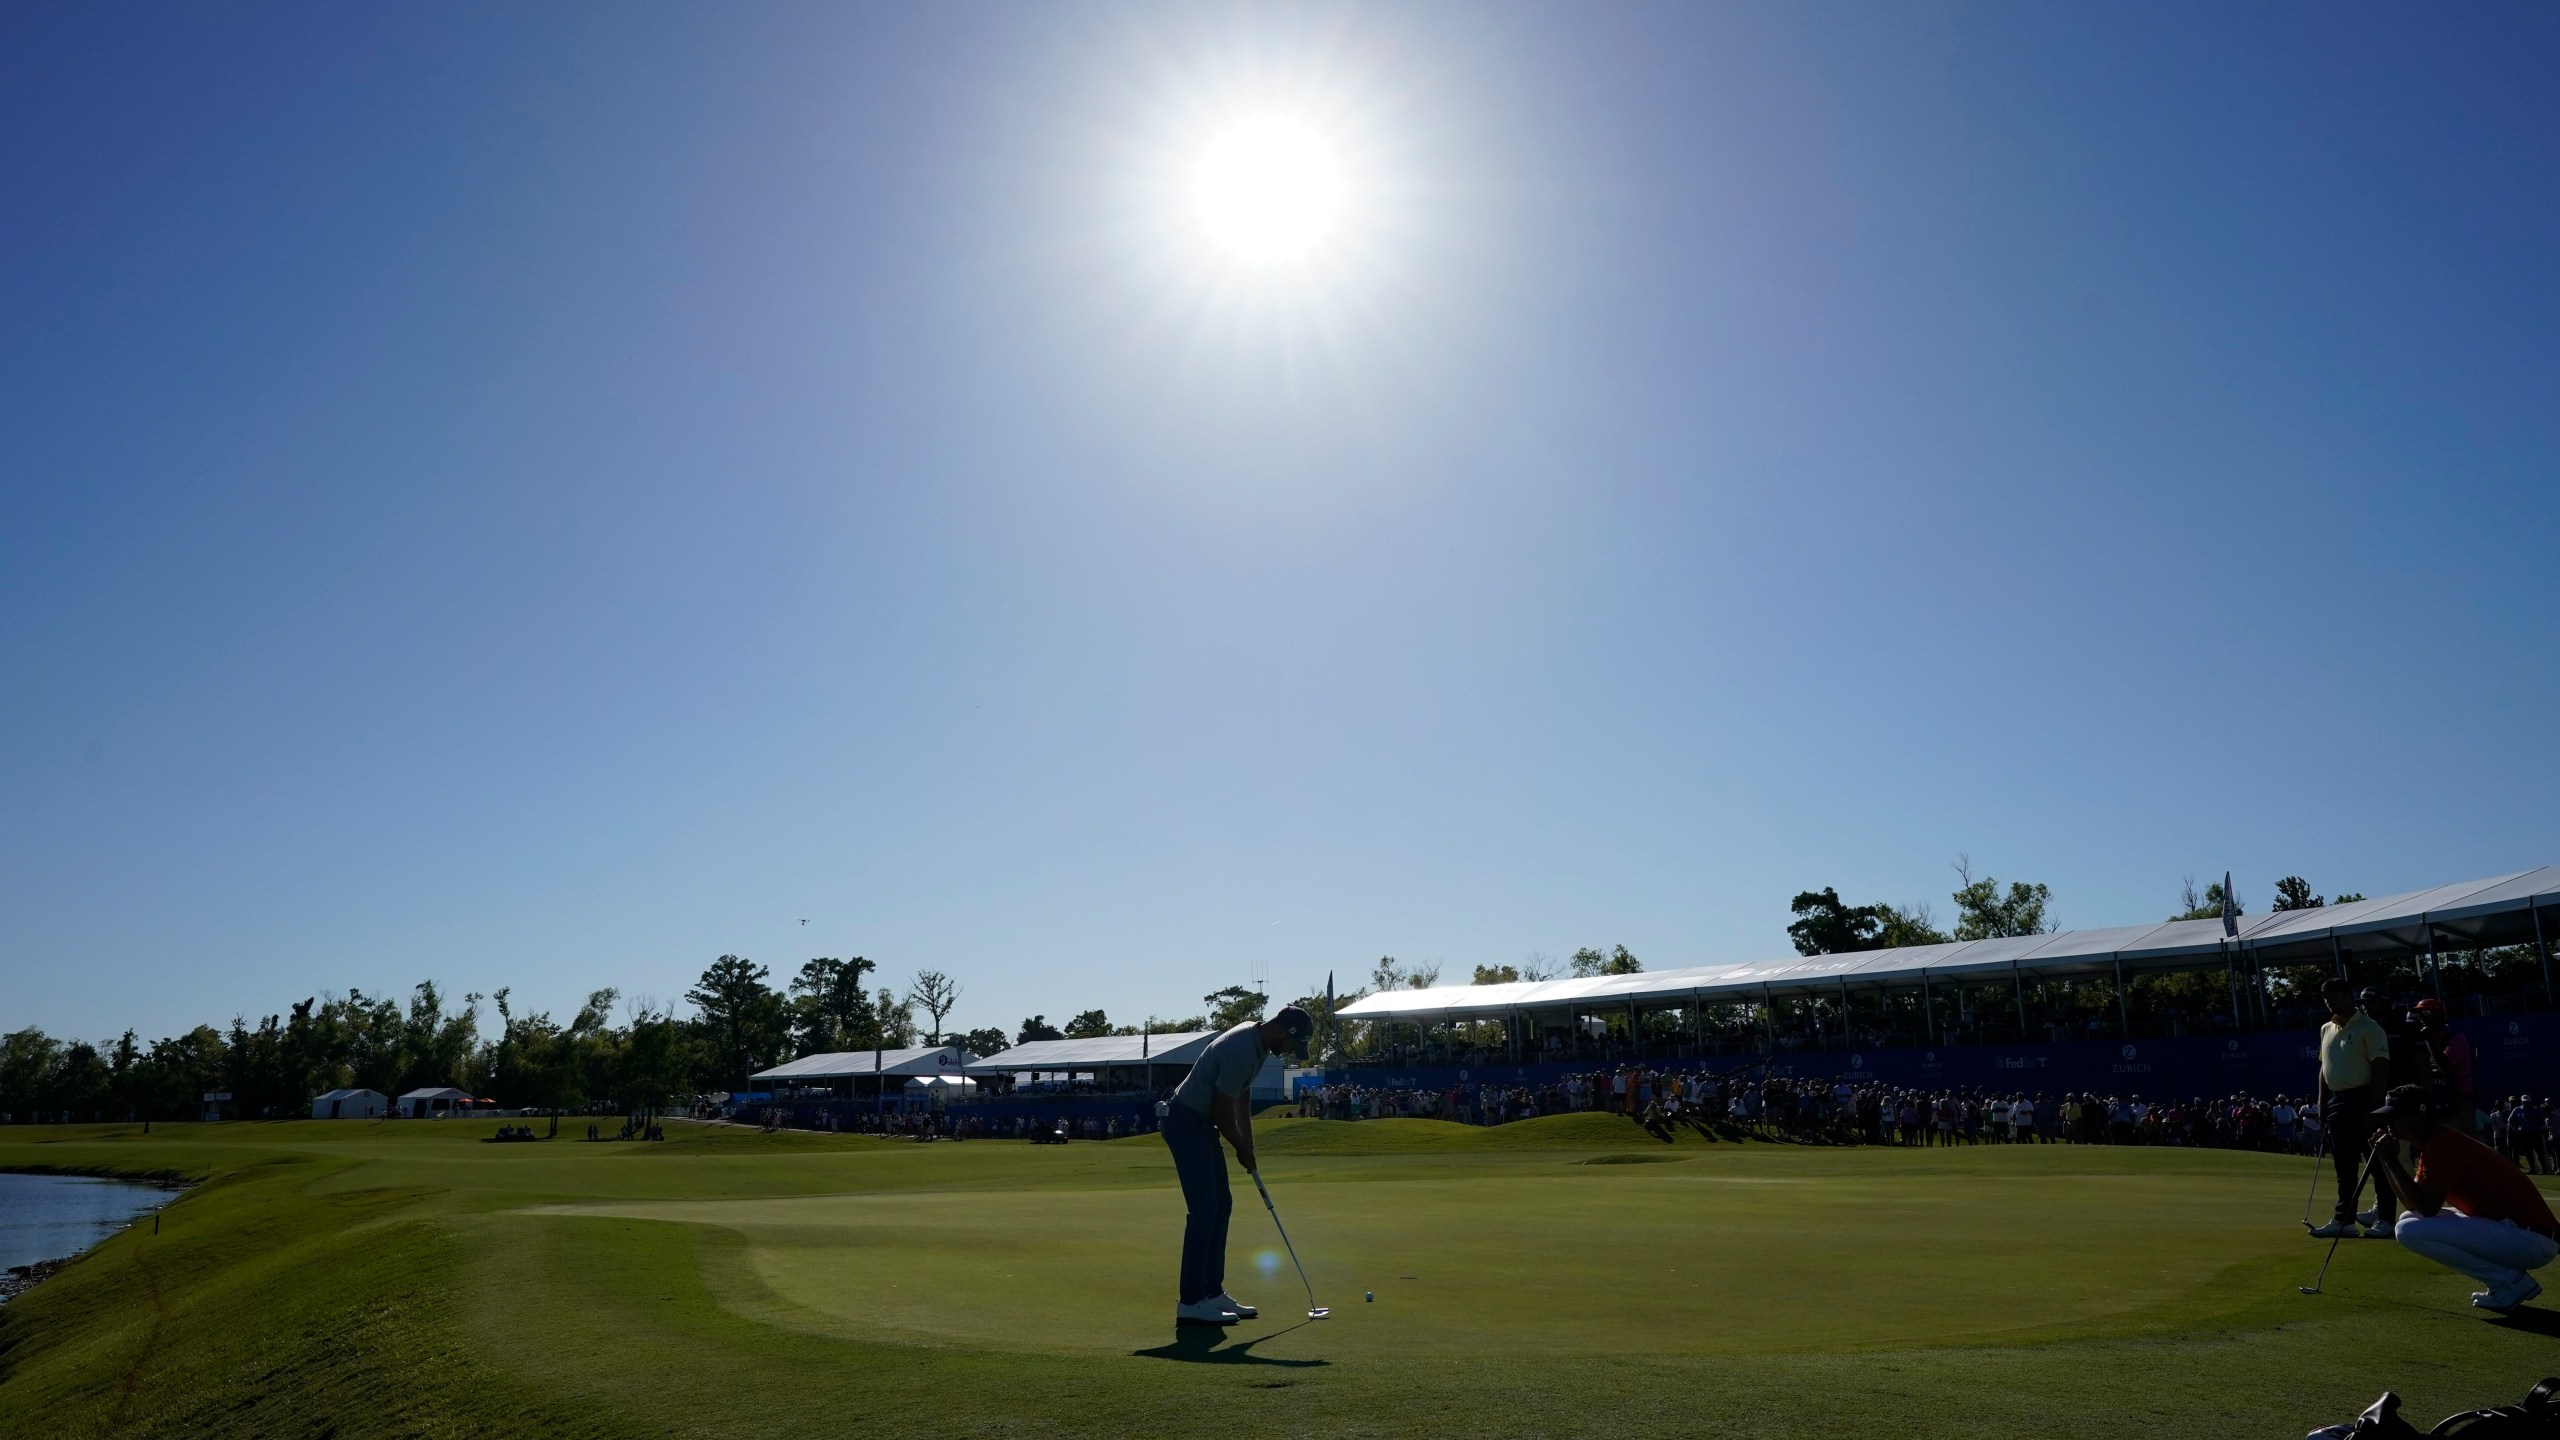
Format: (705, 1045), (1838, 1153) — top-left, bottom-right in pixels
(0, 1172), (170, 1274)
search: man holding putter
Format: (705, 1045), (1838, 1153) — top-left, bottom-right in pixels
(2372, 1083), (2559, 1313)
(1160, 1005), (1316, 1326)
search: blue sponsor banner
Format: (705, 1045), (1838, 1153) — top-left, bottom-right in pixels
(1319, 1013), (2559, 1103)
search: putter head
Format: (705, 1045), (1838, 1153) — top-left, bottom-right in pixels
(2299, 1285), (2321, 1295)
(1308, 1306), (1330, 1318)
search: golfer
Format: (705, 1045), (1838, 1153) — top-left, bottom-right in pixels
(1161, 1005), (1315, 1326)
(2311, 979), (2393, 1239)
(2371, 1084), (2559, 1312)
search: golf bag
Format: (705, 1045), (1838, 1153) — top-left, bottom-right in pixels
(2306, 1380), (2560, 1440)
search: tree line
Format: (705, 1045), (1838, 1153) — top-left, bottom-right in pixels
(1785, 861), (2367, 960)
(1, 954), (980, 1124)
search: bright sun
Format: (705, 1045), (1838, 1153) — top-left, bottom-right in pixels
(1190, 115), (1348, 265)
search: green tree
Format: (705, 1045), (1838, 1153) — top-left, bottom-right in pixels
(874, 988), (917, 1048)
(1951, 858), (2053, 940)
(54, 1040), (112, 1122)
(1063, 1009), (1116, 1039)
(619, 1003), (696, 1116)
(2172, 875), (2240, 922)
(1876, 903), (1951, 947)
(1, 1028), (65, 1120)
(1203, 986), (1267, 1030)
(1016, 1015), (1064, 1043)
(1787, 888), (1886, 956)
(954, 1026), (1009, 1056)
(787, 957), (879, 1055)
(686, 956), (789, 1090)
(1570, 946), (1643, 977)
(1471, 964), (1521, 985)
(2271, 876), (2326, 912)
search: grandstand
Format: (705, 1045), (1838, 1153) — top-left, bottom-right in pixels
(1336, 865), (2559, 1064)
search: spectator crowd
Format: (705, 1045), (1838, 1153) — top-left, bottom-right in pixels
(1296, 1067), (2560, 1167)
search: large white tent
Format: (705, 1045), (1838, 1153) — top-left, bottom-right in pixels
(963, 1032), (1216, 1075)
(962, 1032), (1216, 1091)
(1336, 865), (2560, 1029)
(750, 1046), (975, 1091)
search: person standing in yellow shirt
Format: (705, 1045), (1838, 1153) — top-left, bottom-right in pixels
(2313, 977), (2394, 1238)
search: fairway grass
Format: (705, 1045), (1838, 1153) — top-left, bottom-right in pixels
(3, 1117), (2553, 1439)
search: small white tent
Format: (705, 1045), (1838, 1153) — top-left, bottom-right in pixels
(310, 1088), (387, 1120)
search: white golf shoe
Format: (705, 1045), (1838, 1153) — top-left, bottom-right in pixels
(2308, 1219), (2355, 1238)
(1175, 1297), (1240, 1326)
(2358, 1208), (2380, 1227)
(2474, 1276), (2543, 1313)
(2364, 1223), (2400, 1239)
(1214, 1291), (1258, 1319)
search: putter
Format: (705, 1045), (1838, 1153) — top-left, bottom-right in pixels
(1250, 1171), (1329, 1319)
(2302, 1145), (2383, 1296)
(2298, 1128), (2330, 1232)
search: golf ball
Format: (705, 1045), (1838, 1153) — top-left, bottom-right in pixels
(1364, 1290), (1374, 1302)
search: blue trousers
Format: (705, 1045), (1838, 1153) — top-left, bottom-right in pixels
(1161, 1103), (1231, 1305)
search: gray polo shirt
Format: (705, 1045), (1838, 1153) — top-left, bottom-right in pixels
(1172, 1022), (1267, 1116)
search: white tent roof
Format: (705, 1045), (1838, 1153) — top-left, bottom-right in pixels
(751, 1046), (975, 1083)
(1336, 865), (2558, 1022)
(962, 1032), (1216, 1075)
(313, 1088), (385, 1102)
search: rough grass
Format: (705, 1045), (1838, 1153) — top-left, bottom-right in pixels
(4, 1116), (2554, 1439)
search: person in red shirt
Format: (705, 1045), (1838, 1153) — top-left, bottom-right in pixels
(2413, 999), (2477, 1133)
(2373, 1084), (2560, 1313)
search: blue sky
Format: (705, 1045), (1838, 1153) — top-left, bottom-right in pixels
(5, 4), (2555, 1043)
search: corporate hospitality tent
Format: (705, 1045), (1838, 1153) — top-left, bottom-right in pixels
(396, 1087), (477, 1118)
(963, 1032), (1216, 1093)
(309, 1088), (387, 1120)
(1336, 865), (2560, 1042)
(750, 1046), (976, 1098)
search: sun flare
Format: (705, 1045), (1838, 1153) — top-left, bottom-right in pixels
(1190, 115), (1348, 265)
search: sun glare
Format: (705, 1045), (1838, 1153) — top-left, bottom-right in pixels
(1190, 115), (1348, 265)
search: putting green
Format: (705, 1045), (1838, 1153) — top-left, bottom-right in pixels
(4, 1115), (2554, 1440)
(534, 1152), (2291, 1356)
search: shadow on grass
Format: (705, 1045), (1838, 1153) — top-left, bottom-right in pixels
(2485, 1307), (2560, 1340)
(1131, 1321), (1330, 1367)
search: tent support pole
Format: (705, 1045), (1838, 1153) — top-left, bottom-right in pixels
(2426, 926), (2447, 1004)
(1922, 971), (1935, 1046)
(2113, 956), (2129, 1038)
(1764, 983), (1777, 1050)
(1840, 976), (1853, 1049)
(2227, 950), (2241, 1029)
(2536, 906), (2554, 1006)
(2333, 936), (2348, 984)
(2013, 960), (2027, 1038)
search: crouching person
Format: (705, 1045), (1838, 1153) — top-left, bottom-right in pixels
(2372, 1084), (2559, 1313)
